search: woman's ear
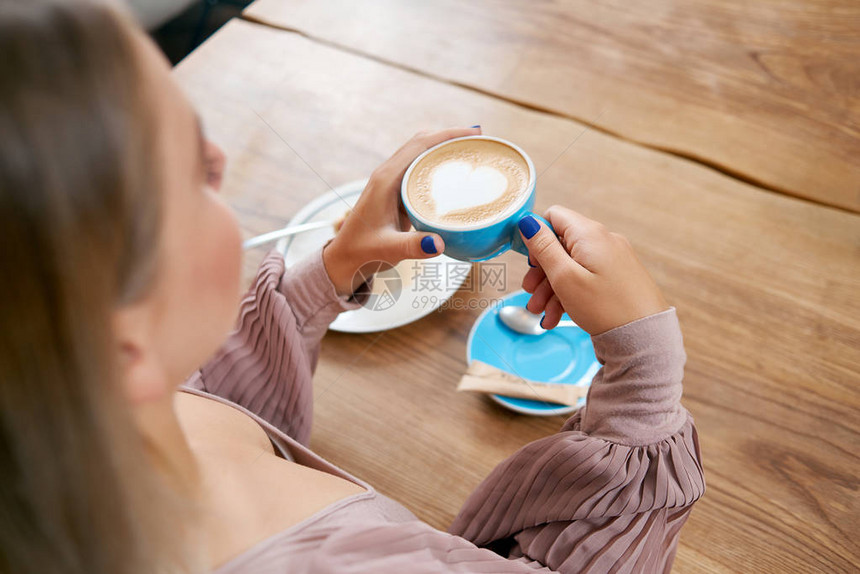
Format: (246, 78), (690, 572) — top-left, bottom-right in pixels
(113, 304), (170, 405)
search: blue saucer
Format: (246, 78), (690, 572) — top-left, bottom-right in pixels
(466, 290), (601, 416)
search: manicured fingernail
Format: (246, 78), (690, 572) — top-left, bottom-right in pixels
(471, 124), (481, 128)
(539, 315), (546, 328)
(421, 235), (437, 254)
(518, 215), (540, 239)
(527, 259), (536, 268)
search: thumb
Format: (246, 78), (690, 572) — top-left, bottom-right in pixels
(517, 215), (576, 283)
(381, 231), (445, 262)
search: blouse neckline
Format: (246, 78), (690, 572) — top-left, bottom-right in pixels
(177, 387), (379, 572)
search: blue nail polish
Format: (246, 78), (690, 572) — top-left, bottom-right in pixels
(421, 236), (437, 254)
(518, 215), (540, 239)
(470, 124), (481, 128)
(527, 259), (536, 268)
(539, 315), (546, 328)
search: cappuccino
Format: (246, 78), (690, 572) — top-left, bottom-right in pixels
(405, 139), (530, 227)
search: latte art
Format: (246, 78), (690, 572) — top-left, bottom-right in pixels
(406, 139), (530, 227)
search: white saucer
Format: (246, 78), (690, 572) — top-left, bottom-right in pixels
(277, 180), (471, 333)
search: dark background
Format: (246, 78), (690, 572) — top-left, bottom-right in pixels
(150, 0), (252, 65)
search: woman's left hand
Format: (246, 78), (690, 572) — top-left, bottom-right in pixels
(323, 126), (481, 295)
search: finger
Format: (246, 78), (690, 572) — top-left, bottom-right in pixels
(544, 205), (618, 273)
(543, 205), (604, 240)
(544, 205), (610, 251)
(541, 296), (564, 329)
(379, 231), (445, 262)
(397, 126), (481, 163)
(517, 214), (589, 285)
(521, 265), (546, 294)
(384, 126), (482, 184)
(526, 277), (554, 315)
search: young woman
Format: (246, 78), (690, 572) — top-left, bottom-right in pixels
(0, 1), (704, 572)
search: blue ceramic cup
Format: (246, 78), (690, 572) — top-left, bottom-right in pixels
(401, 136), (550, 262)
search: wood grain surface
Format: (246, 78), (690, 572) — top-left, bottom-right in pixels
(172, 18), (860, 574)
(243, 0), (860, 213)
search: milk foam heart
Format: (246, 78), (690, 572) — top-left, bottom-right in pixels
(405, 138), (531, 227)
(430, 162), (508, 215)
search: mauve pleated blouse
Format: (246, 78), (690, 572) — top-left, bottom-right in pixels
(181, 249), (705, 573)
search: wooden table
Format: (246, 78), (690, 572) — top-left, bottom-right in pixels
(244, 0), (860, 214)
(172, 5), (860, 573)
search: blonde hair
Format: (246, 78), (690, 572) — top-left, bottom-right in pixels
(0, 1), (190, 572)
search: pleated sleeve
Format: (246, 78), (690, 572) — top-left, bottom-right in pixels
(183, 248), (365, 446)
(445, 308), (705, 573)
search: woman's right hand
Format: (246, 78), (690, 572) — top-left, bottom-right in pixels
(518, 206), (669, 335)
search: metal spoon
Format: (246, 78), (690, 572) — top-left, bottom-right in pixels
(498, 305), (577, 336)
(242, 220), (333, 250)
